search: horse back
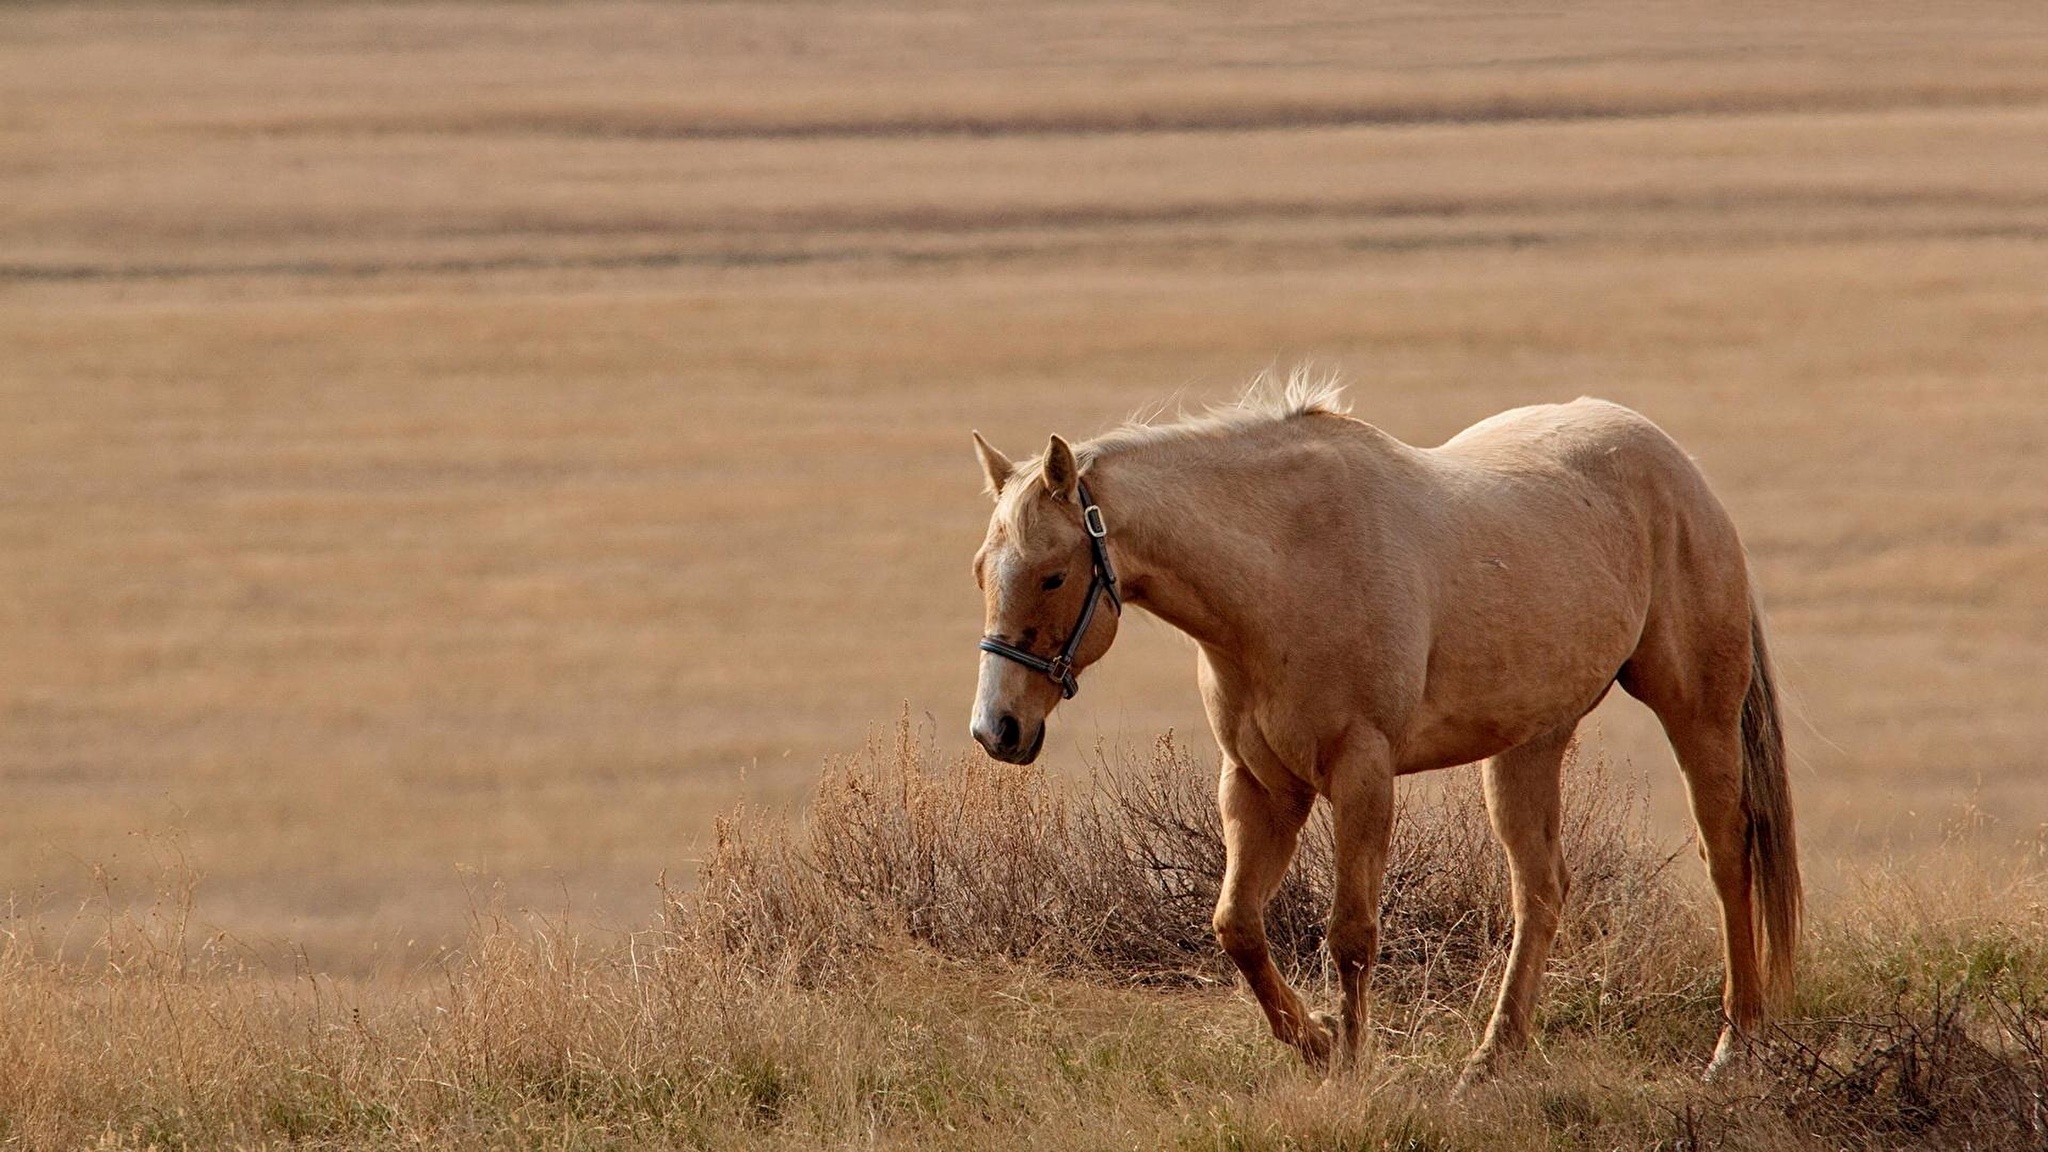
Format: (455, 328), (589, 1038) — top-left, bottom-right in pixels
(1432, 397), (1738, 562)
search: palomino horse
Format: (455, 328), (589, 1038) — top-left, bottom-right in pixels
(968, 377), (1799, 1083)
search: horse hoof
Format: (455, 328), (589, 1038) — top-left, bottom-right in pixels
(1294, 1012), (1339, 1070)
(1702, 1049), (1745, 1082)
(1454, 1046), (1507, 1096)
(1702, 1029), (1751, 1082)
(1310, 1011), (1344, 1068)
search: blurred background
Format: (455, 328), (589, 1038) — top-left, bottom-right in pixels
(1, 1), (2043, 971)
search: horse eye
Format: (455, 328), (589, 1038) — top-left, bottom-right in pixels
(1040, 573), (1066, 591)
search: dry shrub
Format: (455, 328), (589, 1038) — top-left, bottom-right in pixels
(684, 711), (1711, 1036)
(688, 718), (1204, 980)
(1751, 987), (2048, 1148)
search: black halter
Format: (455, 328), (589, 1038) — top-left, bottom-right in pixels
(977, 479), (1122, 700)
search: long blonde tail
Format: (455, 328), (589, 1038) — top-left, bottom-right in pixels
(1741, 603), (1802, 1006)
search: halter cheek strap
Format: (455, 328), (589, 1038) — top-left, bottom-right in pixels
(977, 479), (1121, 700)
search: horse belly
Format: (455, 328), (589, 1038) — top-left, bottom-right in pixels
(1395, 674), (1617, 773)
(1393, 568), (1644, 773)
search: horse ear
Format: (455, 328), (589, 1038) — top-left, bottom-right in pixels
(972, 431), (1014, 498)
(1041, 435), (1079, 502)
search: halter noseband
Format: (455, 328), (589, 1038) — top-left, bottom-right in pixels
(977, 478), (1122, 700)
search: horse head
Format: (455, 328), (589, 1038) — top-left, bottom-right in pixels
(968, 431), (1122, 764)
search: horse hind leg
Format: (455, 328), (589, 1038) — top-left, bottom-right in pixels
(1662, 707), (1763, 1075)
(1620, 625), (1770, 1077)
(1212, 761), (1330, 1065)
(1458, 722), (1574, 1090)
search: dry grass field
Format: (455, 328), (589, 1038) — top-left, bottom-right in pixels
(2, 1), (2046, 1145)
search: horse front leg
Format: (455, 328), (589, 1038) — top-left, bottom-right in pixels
(1325, 739), (1395, 1072)
(1212, 760), (1327, 1065)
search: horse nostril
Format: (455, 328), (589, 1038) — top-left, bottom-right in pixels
(997, 714), (1020, 749)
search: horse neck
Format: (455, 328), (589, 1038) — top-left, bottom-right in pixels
(1088, 432), (1303, 656)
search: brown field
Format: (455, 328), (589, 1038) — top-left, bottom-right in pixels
(1, 2), (2047, 1145)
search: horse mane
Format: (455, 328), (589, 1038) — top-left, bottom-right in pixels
(1083, 366), (1350, 464)
(990, 368), (1349, 536)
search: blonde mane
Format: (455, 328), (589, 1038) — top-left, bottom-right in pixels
(1085, 366), (1350, 463)
(993, 368), (1350, 535)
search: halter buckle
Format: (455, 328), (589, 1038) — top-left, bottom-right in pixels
(1082, 503), (1108, 539)
(1046, 654), (1079, 698)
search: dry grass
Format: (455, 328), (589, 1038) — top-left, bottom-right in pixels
(3, 730), (2046, 1149)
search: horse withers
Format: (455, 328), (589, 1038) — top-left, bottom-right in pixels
(967, 378), (1799, 1084)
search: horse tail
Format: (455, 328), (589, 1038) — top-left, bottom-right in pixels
(1741, 598), (1802, 1007)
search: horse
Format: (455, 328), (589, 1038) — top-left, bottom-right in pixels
(966, 376), (1799, 1084)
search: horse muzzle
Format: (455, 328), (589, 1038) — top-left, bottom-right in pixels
(972, 712), (1046, 764)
